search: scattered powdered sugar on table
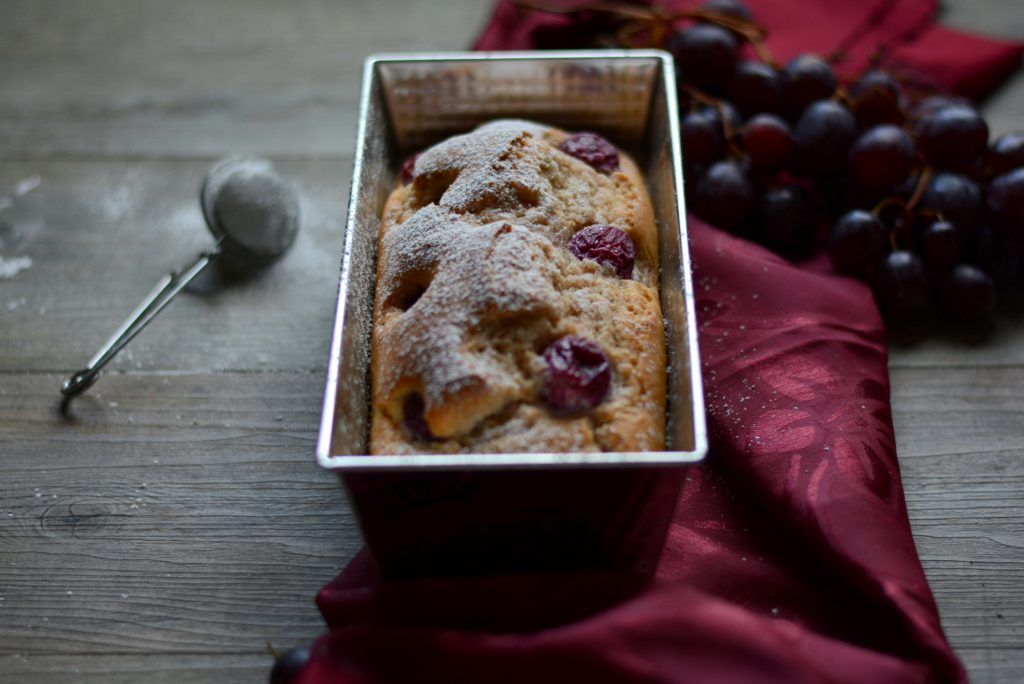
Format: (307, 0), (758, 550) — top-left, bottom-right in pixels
(0, 255), (32, 279)
(15, 175), (41, 197)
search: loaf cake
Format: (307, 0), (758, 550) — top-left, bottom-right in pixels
(369, 119), (665, 454)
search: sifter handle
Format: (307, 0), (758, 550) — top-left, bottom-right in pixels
(60, 246), (220, 399)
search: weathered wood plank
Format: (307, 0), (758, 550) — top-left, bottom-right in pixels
(0, 372), (361, 656)
(890, 366), (1024, 455)
(946, 650), (1024, 684)
(0, 0), (494, 159)
(3, 653), (275, 684)
(892, 366), (1024, 680)
(0, 160), (348, 374)
(2, 0), (1023, 682)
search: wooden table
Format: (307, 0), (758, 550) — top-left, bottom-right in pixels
(1, 1), (1021, 682)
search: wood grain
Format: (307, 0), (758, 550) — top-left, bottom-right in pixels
(0, 0), (492, 159)
(3, 653), (274, 684)
(0, 160), (349, 373)
(893, 367), (1024, 683)
(1, 0), (1023, 682)
(0, 373), (360, 661)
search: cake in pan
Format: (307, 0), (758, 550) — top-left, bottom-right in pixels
(370, 119), (665, 454)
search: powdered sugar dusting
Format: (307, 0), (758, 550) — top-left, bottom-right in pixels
(15, 175), (41, 197)
(0, 256), (32, 279)
(373, 119), (665, 451)
(212, 164), (299, 257)
(410, 120), (642, 262)
(377, 205), (558, 427)
(415, 121), (548, 215)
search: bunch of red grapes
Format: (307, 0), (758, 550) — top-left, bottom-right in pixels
(651, 0), (1024, 328)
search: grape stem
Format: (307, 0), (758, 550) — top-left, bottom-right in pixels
(680, 83), (720, 108)
(872, 196), (905, 216)
(872, 196), (909, 251)
(510, 0), (776, 63)
(905, 166), (933, 212)
(680, 84), (746, 159)
(872, 168), (933, 251)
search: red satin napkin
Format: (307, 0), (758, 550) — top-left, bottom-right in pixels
(297, 2), (1022, 682)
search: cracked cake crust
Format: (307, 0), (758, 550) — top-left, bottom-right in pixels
(370, 120), (666, 454)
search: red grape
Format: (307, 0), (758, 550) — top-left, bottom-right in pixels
(828, 209), (889, 278)
(916, 104), (989, 172)
(849, 124), (915, 191)
(873, 251), (931, 323)
(682, 109), (726, 166)
(849, 70), (905, 128)
(700, 0), (753, 21)
(697, 0), (755, 43)
(918, 219), (960, 273)
(782, 54), (837, 121)
(694, 160), (755, 231)
(989, 131), (1024, 177)
(726, 60), (783, 117)
(756, 186), (814, 254)
(987, 168), (1024, 236)
(939, 264), (996, 324)
(683, 162), (706, 204)
(702, 102), (742, 132)
(741, 114), (793, 170)
(910, 95), (971, 121)
(792, 100), (857, 177)
(919, 172), (984, 237)
(967, 226), (1020, 288)
(668, 24), (738, 95)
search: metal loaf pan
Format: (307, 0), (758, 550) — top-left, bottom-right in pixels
(317, 51), (707, 579)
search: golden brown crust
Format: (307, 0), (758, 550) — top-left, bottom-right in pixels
(370, 120), (665, 454)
